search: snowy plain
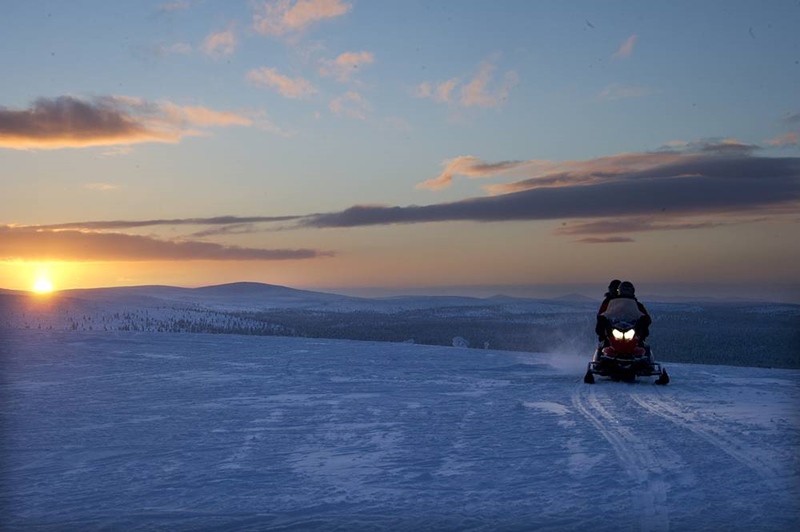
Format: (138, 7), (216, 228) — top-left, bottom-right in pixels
(2, 327), (799, 531)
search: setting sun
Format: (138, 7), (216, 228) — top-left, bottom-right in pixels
(33, 277), (54, 294)
(31, 265), (55, 294)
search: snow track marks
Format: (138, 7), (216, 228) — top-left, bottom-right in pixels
(628, 389), (783, 487)
(572, 385), (670, 532)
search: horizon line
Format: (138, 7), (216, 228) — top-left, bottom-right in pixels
(3, 280), (799, 304)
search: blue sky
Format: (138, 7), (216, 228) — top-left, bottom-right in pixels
(1, 0), (799, 299)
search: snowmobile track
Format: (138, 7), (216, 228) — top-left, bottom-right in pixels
(572, 384), (670, 532)
(627, 389), (783, 488)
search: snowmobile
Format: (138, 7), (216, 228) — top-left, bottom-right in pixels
(584, 299), (669, 385)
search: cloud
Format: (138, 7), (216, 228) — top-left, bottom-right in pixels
(253, 0), (351, 37)
(553, 217), (727, 236)
(13, 152), (797, 250)
(658, 138), (760, 156)
(329, 91), (370, 120)
(765, 132), (798, 147)
(613, 34), (638, 59)
(414, 79), (459, 103)
(414, 140), (760, 194)
(24, 215), (302, 232)
(416, 59), (518, 109)
(299, 154), (800, 228)
(784, 112), (800, 125)
(0, 96), (170, 149)
(159, 102), (252, 127)
(246, 67), (318, 98)
(574, 237), (635, 244)
(0, 95), (252, 150)
(202, 27), (237, 58)
(460, 61), (518, 108)
(419, 152), (695, 193)
(0, 226), (332, 262)
(417, 156), (526, 191)
(188, 224), (263, 238)
(319, 51), (375, 82)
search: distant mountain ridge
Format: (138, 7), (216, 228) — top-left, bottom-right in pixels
(2, 281), (798, 369)
(6, 281), (598, 314)
(550, 293), (596, 303)
(192, 282), (333, 297)
(54, 282), (365, 310)
(54, 282), (514, 306)
(5, 281), (798, 305)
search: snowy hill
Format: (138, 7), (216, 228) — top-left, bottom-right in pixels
(58, 282), (364, 309)
(2, 283), (798, 368)
(2, 330), (798, 530)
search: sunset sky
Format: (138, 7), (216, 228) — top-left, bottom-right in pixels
(2, 1), (799, 300)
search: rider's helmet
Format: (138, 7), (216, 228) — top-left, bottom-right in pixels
(607, 279), (621, 295)
(619, 281), (636, 297)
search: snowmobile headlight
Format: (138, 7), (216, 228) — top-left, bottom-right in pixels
(612, 329), (625, 340)
(623, 329), (636, 340)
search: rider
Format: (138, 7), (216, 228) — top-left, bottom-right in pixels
(616, 281), (651, 344)
(596, 280), (652, 346)
(595, 279), (621, 344)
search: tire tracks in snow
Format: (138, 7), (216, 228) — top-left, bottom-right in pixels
(627, 389), (783, 488)
(572, 384), (670, 532)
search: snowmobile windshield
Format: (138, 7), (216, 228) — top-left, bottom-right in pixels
(602, 298), (643, 328)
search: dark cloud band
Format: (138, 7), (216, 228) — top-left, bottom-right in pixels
(5, 153), (798, 260)
(0, 95), (250, 149)
(0, 228), (332, 261)
(302, 155), (800, 228)
(31, 215), (301, 231)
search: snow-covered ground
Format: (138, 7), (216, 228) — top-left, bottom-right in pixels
(2, 330), (798, 531)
